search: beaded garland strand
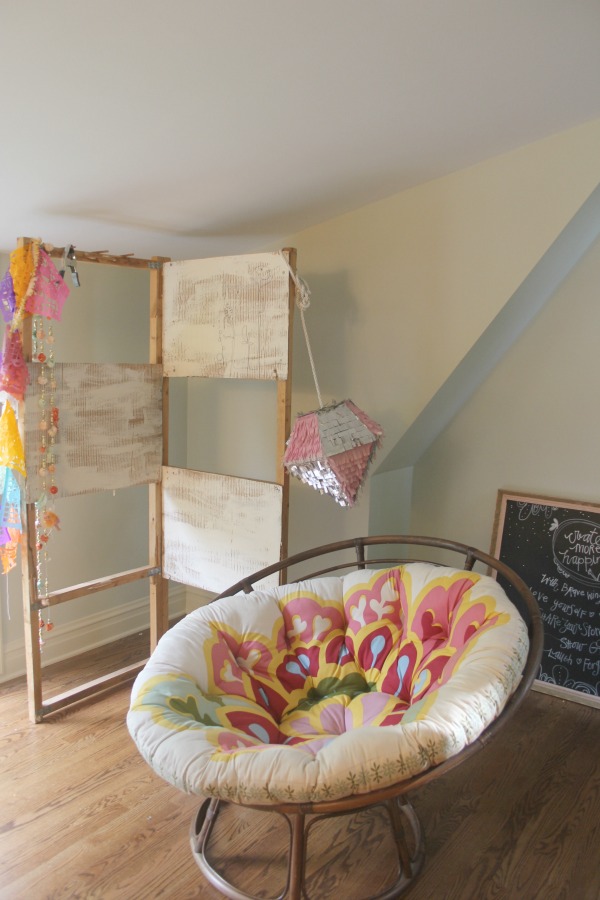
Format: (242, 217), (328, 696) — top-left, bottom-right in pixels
(32, 315), (60, 643)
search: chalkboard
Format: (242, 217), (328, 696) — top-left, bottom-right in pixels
(491, 491), (600, 707)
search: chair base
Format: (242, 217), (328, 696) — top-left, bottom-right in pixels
(190, 794), (425, 900)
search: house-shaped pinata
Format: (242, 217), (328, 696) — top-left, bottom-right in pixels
(283, 400), (383, 507)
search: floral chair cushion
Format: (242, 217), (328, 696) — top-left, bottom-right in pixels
(127, 564), (528, 805)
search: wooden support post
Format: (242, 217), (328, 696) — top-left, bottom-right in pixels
(46, 247), (159, 269)
(37, 565), (161, 609)
(287, 811), (307, 900)
(22, 502), (43, 722)
(277, 248), (296, 568)
(149, 256), (170, 649)
(14, 238), (44, 722)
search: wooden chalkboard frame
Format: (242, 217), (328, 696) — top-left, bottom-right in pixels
(491, 490), (600, 708)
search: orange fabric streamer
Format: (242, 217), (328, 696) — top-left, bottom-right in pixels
(9, 239), (40, 331)
(0, 401), (26, 477)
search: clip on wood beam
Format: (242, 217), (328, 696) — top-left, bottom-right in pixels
(59, 244), (81, 287)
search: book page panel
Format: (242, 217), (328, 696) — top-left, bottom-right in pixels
(162, 466), (281, 593)
(163, 251), (290, 379)
(25, 363), (163, 499)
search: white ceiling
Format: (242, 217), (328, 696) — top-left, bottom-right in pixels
(1, 1), (600, 261)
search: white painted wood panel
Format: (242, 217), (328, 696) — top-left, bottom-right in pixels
(25, 363), (163, 499)
(162, 466), (282, 593)
(163, 252), (290, 379)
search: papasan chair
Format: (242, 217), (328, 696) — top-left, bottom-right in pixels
(127, 535), (542, 899)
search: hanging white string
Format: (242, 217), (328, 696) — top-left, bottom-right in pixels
(279, 252), (323, 408)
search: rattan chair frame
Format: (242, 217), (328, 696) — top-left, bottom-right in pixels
(188, 535), (543, 900)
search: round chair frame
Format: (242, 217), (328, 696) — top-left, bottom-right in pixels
(188, 535), (544, 900)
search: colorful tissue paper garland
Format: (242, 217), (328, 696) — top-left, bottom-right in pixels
(0, 239), (69, 643)
(0, 270), (16, 324)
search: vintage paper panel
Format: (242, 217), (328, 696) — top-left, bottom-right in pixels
(25, 363), (163, 499)
(163, 251), (290, 379)
(162, 466), (282, 593)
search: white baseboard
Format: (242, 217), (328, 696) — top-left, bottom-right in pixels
(532, 679), (600, 709)
(0, 584), (187, 685)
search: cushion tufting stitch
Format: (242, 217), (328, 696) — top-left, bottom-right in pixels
(127, 563), (528, 806)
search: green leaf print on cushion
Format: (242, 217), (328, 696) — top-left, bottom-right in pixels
(168, 693), (220, 727)
(295, 672), (375, 711)
(133, 674), (235, 731)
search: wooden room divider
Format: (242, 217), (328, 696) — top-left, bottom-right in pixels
(18, 240), (295, 722)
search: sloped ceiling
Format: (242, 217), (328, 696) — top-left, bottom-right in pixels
(1, 1), (600, 259)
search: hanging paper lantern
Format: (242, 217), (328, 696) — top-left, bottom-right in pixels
(283, 399), (383, 507)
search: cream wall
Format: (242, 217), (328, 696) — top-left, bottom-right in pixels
(411, 231), (600, 554)
(280, 118), (600, 554)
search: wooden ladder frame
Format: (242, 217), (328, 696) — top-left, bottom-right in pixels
(18, 241), (294, 723)
(20, 242), (168, 722)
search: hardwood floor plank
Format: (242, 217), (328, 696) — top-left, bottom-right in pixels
(405, 694), (599, 900)
(0, 632), (598, 899)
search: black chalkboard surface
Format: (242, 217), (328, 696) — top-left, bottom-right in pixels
(491, 491), (600, 707)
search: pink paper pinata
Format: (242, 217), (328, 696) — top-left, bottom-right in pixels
(283, 399), (383, 507)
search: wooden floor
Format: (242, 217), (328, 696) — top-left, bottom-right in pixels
(0, 630), (598, 900)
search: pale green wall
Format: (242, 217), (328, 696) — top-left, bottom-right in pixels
(280, 118), (600, 554)
(186, 378), (278, 482)
(410, 232), (600, 553)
